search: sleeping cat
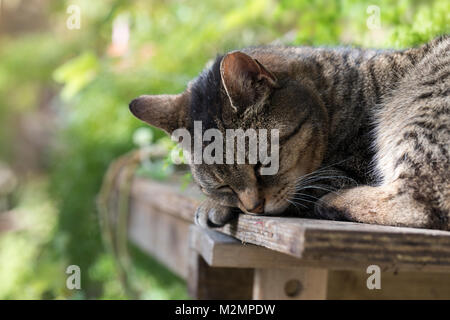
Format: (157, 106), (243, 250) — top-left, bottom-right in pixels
(130, 35), (449, 230)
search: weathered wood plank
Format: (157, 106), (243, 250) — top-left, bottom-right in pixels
(128, 200), (191, 279)
(190, 225), (450, 299)
(221, 216), (450, 272)
(189, 225), (309, 268)
(131, 177), (202, 223)
(130, 177), (450, 273)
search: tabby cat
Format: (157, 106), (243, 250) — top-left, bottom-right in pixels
(130, 35), (449, 230)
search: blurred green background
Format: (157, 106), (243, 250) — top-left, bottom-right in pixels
(0, 0), (448, 299)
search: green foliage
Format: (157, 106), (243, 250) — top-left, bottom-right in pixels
(0, 0), (448, 300)
(0, 179), (66, 299)
(54, 52), (100, 101)
(0, 34), (73, 160)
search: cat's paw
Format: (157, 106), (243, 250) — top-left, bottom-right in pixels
(314, 193), (349, 221)
(315, 187), (375, 222)
(194, 199), (237, 228)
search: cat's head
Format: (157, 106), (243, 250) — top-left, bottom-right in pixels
(130, 50), (328, 215)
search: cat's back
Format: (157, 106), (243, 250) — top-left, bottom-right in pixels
(377, 35), (449, 135)
(373, 35), (449, 222)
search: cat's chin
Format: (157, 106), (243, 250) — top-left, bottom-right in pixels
(263, 201), (289, 215)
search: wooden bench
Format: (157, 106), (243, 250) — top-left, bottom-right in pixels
(100, 155), (450, 299)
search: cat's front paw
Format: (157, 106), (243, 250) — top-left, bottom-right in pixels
(194, 199), (237, 228)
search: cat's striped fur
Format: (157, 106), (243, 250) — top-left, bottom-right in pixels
(130, 35), (449, 230)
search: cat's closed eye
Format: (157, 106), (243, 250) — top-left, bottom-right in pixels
(216, 185), (234, 193)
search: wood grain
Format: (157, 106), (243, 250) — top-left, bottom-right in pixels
(130, 177), (450, 273)
(128, 200), (191, 279)
(189, 225), (308, 268)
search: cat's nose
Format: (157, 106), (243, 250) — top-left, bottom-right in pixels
(238, 188), (264, 214)
(247, 199), (265, 214)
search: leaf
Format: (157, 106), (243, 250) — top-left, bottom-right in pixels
(53, 52), (99, 101)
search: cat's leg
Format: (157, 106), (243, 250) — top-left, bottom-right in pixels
(317, 107), (449, 229)
(317, 44), (450, 230)
(195, 198), (237, 228)
(315, 181), (432, 228)
(316, 118), (449, 230)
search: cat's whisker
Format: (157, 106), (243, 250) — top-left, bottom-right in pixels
(295, 169), (342, 182)
(296, 175), (358, 187)
(292, 192), (322, 201)
(286, 199), (307, 214)
(296, 185), (343, 200)
(296, 184), (352, 206)
(291, 191), (332, 207)
(295, 168), (355, 180)
(287, 199), (305, 209)
(295, 172), (358, 190)
(291, 197), (318, 206)
(295, 158), (352, 180)
(298, 185), (337, 193)
(290, 197), (327, 210)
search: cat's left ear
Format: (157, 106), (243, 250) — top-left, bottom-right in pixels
(129, 93), (189, 134)
(220, 51), (277, 112)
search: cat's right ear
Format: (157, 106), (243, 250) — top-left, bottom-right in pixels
(220, 51), (277, 112)
(129, 93), (189, 134)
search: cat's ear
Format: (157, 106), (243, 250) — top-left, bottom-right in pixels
(129, 93), (189, 134)
(220, 51), (277, 112)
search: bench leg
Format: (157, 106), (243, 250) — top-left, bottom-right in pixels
(252, 267), (328, 300)
(188, 249), (254, 299)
